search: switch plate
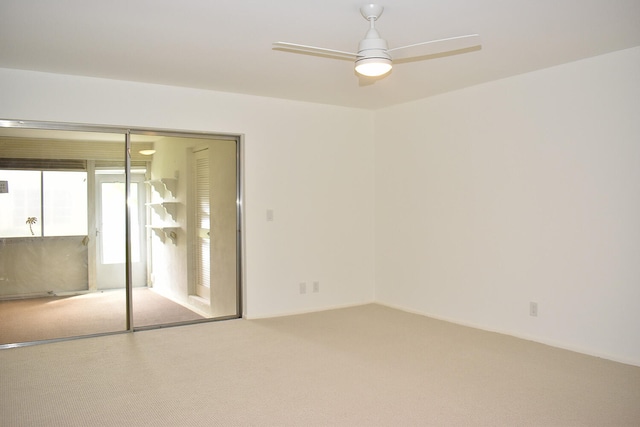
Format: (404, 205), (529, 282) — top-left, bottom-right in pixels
(299, 282), (307, 294)
(530, 301), (538, 317)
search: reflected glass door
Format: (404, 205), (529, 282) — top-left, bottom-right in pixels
(95, 173), (146, 289)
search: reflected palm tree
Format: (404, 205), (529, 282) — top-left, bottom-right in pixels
(26, 216), (37, 235)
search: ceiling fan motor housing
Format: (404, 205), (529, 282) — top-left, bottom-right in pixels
(357, 29), (390, 60)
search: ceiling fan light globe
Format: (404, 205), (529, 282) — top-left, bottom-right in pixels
(355, 57), (392, 77)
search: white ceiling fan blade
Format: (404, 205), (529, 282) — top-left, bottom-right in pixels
(388, 34), (481, 60)
(273, 42), (359, 61)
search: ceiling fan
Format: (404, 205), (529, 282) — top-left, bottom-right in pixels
(273, 4), (481, 78)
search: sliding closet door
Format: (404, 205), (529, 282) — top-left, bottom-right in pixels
(0, 127), (132, 344)
(0, 123), (241, 346)
(134, 133), (239, 326)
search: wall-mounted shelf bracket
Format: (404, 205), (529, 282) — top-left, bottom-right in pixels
(147, 226), (178, 245)
(146, 202), (178, 221)
(145, 178), (177, 199)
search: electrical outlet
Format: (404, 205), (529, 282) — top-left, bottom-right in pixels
(529, 301), (538, 317)
(299, 282), (307, 294)
(313, 281), (320, 293)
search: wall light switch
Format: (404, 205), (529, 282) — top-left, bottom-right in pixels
(266, 209), (274, 222)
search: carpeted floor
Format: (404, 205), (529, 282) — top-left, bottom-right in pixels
(0, 288), (205, 344)
(1, 304), (639, 426)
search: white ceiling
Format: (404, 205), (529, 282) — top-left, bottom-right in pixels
(1, 1), (639, 110)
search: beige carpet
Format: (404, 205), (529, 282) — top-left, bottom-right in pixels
(0, 288), (204, 344)
(1, 304), (639, 426)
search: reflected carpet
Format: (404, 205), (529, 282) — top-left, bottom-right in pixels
(0, 288), (204, 344)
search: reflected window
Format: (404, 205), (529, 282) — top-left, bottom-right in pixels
(44, 171), (88, 236)
(0, 170), (87, 237)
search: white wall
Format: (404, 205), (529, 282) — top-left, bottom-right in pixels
(0, 68), (376, 318)
(375, 47), (640, 365)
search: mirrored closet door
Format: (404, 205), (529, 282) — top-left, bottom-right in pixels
(0, 122), (241, 346)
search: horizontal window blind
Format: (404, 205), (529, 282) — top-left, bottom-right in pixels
(0, 158), (86, 171)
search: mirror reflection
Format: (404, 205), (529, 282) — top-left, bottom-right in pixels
(0, 125), (240, 345)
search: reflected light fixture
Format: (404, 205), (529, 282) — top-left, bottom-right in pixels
(139, 149), (156, 155)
